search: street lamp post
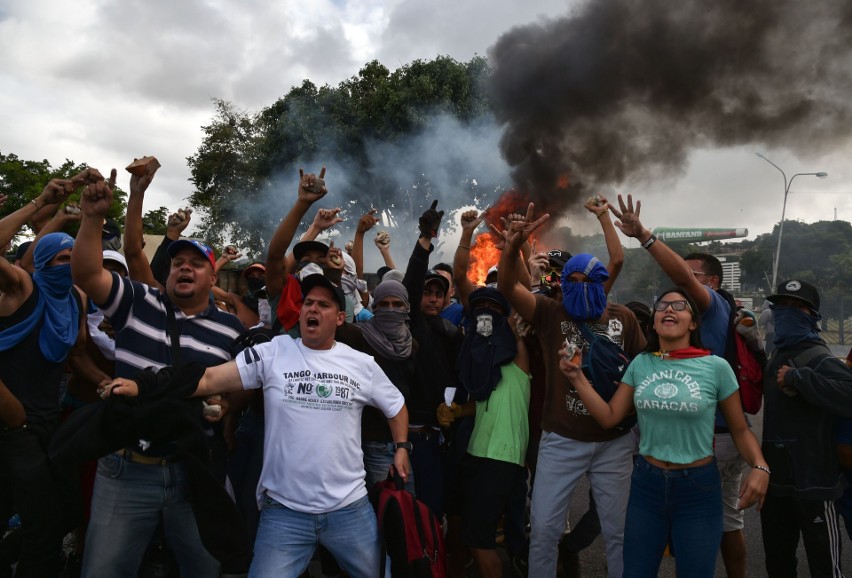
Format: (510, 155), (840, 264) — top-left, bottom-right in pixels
(755, 153), (828, 291)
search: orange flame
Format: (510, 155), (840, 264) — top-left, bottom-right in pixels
(557, 173), (570, 189)
(469, 233), (501, 286)
(466, 190), (531, 286)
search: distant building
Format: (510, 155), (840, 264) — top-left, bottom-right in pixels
(719, 257), (741, 293)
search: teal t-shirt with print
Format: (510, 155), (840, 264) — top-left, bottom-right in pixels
(622, 353), (738, 464)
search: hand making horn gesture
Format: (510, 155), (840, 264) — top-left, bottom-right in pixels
(503, 202), (550, 251)
(298, 166), (327, 204)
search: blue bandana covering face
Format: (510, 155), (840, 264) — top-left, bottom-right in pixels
(772, 305), (822, 350)
(560, 254), (609, 320)
(0, 233), (79, 362)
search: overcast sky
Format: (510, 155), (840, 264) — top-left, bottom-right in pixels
(1, 0), (850, 252)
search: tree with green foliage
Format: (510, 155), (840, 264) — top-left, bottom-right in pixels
(0, 152), (127, 241)
(187, 56), (494, 257)
(142, 206), (170, 236)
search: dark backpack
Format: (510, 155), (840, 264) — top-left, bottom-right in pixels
(376, 469), (447, 578)
(575, 321), (636, 430)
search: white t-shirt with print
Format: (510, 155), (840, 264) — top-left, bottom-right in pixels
(236, 336), (405, 513)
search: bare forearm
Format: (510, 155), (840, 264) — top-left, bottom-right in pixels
(599, 212), (624, 293)
(352, 231), (366, 279)
(388, 405), (410, 443)
(379, 246), (397, 270)
(516, 242), (532, 290)
(0, 200), (43, 248)
(268, 200), (312, 262)
(453, 230), (475, 304)
(124, 192), (145, 256)
(72, 216), (110, 303)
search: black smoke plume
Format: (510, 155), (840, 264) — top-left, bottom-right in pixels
(488, 0), (852, 217)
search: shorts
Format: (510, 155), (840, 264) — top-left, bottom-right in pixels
(461, 454), (525, 549)
(715, 433), (747, 532)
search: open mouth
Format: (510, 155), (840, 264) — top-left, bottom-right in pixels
(661, 314), (677, 325)
(306, 317), (320, 328)
(177, 275), (193, 284)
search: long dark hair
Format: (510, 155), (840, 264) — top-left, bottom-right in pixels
(644, 287), (705, 352)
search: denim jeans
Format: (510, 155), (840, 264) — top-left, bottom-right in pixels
(250, 494), (380, 578)
(529, 431), (633, 578)
(623, 456), (722, 578)
(82, 453), (219, 577)
(0, 423), (80, 578)
(363, 440), (415, 494)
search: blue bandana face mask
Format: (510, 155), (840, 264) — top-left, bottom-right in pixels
(562, 281), (607, 321)
(34, 263), (73, 298)
(772, 305), (821, 349)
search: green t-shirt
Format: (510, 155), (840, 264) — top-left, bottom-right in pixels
(467, 362), (531, 466)
(622, 353), (738, 464)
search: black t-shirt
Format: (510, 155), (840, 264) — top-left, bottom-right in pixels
(0, 284), (82, 424)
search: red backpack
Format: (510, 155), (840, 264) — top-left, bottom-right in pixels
(733, 331), (764, 414)
(376, 470), (447, 578)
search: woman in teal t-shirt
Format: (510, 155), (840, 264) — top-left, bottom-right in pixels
(558, 287), (769, 578)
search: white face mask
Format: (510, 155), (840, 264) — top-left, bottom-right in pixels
(258, 298), (271, 327)
(297, 263), (324, 282)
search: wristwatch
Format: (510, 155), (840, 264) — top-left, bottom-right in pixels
(394, 441), (414, 454)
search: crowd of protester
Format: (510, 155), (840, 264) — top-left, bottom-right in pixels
(0, 163), (850, 578)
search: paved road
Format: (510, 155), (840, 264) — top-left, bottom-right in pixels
(486, 406), (852, 577)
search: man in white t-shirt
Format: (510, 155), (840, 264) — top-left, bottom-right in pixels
(108, 273), (411, 578)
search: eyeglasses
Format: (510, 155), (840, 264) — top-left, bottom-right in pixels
(653, 299), (690, 312)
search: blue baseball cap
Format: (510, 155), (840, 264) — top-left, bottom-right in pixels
(167, 239), (216, 269)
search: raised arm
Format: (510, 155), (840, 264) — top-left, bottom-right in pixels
(611, 194), (711, 311)
(403, 200), (444, 313)
(123, 161), (161, 287)
(453, 209), (486, 309)
(150, 208), (193, 287)
(265, 167), (328, 299)
(19, 206), (82, 274)
(73, 172), (119, 305)
(588, 195), (624, 294)
(0, 179), (73, 294)
(215, 246), (241, 274)
(374, 230), (397, 270)
(492, 216), (533, 291)
(353, 209), (379, 282)
(497, 203), (549, 322)
(283, 207), (343, 274)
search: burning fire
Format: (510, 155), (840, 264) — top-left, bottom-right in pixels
(469, 233), (500, 286)
(468, 190), (530, 286)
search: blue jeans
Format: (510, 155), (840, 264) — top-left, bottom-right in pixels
(529, 431), (633, 578)
(250, 494), (379, 578)
(623, 456), (722, 578)
(82, 453), (219, 577)
(363, 440), (415, 494)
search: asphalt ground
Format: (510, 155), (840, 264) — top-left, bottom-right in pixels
(483, 402), (852, 578)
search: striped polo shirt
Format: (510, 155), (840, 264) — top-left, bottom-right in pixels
(101, 273), (243, 379)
